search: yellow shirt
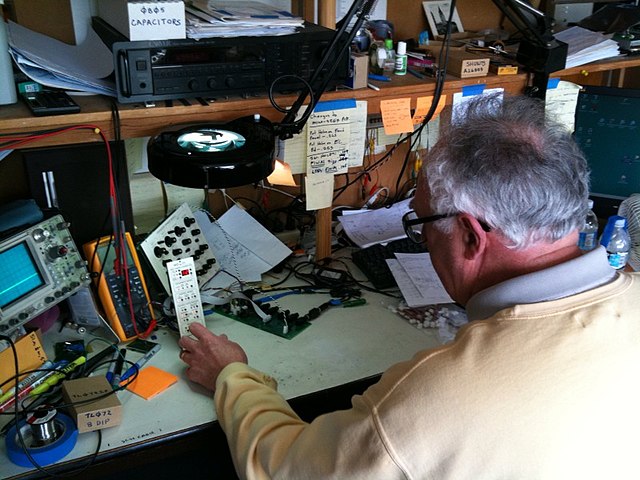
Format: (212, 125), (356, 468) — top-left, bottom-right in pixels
(215, 272), (640, 480)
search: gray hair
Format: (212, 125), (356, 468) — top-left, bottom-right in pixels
(423, 93), (590, 249)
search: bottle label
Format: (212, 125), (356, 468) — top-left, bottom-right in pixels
(578, 231), (597, 251)
(607, 251), (629, 269)
(394, 55), (407, 75)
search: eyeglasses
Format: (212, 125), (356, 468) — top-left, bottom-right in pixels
(402, 210), (458, 244)
(402, 210), (491, 244)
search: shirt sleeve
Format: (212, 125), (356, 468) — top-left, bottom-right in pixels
(214, 362), (406, 480)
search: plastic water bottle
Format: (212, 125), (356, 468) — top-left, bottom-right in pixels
(605, 217), (631, 269)
(578, 199), (599, 251)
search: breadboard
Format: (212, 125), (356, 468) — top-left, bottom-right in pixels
(140, 203), (219, 294)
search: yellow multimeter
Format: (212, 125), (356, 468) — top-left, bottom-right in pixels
(83, 233), (155, 341)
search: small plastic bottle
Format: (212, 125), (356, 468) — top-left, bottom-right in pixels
(383, 39), (395, 73)
(578, 199), (599, 251)
(605, 217), (631, 269)
(394, 41), (407, 75)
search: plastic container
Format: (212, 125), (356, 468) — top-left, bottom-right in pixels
(578, 199), (599, 251)
(604, 217), (631, 269)
(383, 39), (395, 73)
(368, 40), (387, 75)
(394, 41), (407, 75)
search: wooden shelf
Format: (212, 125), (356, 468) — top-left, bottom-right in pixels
(2, 55), (638, 259)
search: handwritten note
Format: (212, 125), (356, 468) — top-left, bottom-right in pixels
(305, 174), (334, 210)
(380, 98), (414, 135)
(277, 100), (367, 174)
(413, 95), (447, 125)
(306, 109), (351, 175)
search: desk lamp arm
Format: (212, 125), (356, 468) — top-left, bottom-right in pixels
(490, 0), (567, 98)
(275, 0), (378, 140)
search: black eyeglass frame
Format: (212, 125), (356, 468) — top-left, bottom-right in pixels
(402, 210), (491, 244)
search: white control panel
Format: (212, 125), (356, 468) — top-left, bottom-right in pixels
(140, 203), (219, 294)
(166, 257), (205, 337)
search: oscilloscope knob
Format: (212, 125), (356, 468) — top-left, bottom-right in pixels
(48, 245), (68, 260)
(32, 228), (46, 242)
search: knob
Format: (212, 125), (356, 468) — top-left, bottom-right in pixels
(182, 238), (192, 246)
(165, 236), (176, 246)
(32, 228), (46, 242)
(154, 246), (168, 258)
(172, 249), (183, 255)
(225, 77), (236, 87)
(207, 78), (217, 89)
(191, 229), (201, 235)
(48, 245), (68, 259)
(45, 296), (55, 303)
(174, 226), (186, 236)
(184, 217), (196, 227)
(188, 79), (200, 90)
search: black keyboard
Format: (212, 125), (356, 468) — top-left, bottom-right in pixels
(352, 237), (428, 289)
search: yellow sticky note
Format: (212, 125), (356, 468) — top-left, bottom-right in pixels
(124, 366), (178, 400)
(380, 98), (414, 135)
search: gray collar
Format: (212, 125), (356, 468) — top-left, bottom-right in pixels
(466, 246), (616, 321)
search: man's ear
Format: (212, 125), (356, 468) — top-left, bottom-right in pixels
(457, 214), (488, 260)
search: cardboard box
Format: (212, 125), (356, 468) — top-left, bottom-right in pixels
(96, 0), (186, 41)
(7, 0), (93, 45)
(62, 376), (122, 433)
(0, 329), (48, 391)
(345, 53), (368, 90)
(441, 49), (490, 79)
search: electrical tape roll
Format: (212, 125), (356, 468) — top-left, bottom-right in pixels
(5, 412), (78, 467)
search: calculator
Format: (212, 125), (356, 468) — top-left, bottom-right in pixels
(21, 90), (81, 116)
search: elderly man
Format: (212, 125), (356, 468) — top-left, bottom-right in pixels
(179, 94), (640, 479)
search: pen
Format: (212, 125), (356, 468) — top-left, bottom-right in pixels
(367, 83), (380, 91)
(0, 360), (54, 404)
(111, 348), (127, 388)
(408, 68), (426, 80)
(29, 356), (87, 397)
(0, 360), (68, 412)
(368, 73), (391, 82)
(105, 349), (119, 384)
(120, 344), (161, 383)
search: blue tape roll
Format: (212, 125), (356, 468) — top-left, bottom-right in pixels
(5, 412), (78, 467)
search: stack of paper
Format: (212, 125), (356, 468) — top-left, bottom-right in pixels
(554, 26), (622, 69)
(186, 1), (305, 39)
(7, 21), (116, 96)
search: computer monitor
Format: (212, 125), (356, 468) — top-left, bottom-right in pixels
(573, 85), (640, 218)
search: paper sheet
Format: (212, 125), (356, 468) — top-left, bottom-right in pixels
(545, 80), (582, 132)
(194, 207), (291, 288)
(277, 100), (367, 174)
(452, 87), (503, 123)
(389, 253), (452, 307)
(338, 198), (412, 248)
(305, 174), (334, 211)
(7, 21), (115, 96)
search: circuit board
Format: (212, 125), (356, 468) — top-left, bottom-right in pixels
(212, 306), (311, 340)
